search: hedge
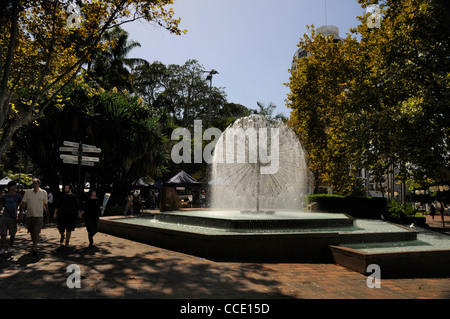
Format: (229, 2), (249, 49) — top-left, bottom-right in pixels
(307, 194), (387, 219)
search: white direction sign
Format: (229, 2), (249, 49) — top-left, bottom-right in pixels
(60, 154), (99, 162)
(60, 154), (78, 161)
(63, 159), (95, 167)
(61, 141), (101, 167)
(81, 155), (100, 162)
(63, 141), (94, 148)
(62, 141), (101, 153)
(82, 147), (101, 153)
(59, 146), (78, 152)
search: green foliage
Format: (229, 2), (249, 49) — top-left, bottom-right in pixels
(287, 0), (450, 194)
(6, 170), (33, 187)
(386, 200), (426, 225)
(0, 0), (186, 158)
(86, 26), (147, 92)
(133, 59), (236, 130)
(307, 194), (345, 204)
(15, 84), (172, 203)
(388, 199), (415, 216)
(215, 102), (252, 131)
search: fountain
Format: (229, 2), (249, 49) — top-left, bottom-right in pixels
(98, 115), (450, 276)
(210, 115), (307, 213)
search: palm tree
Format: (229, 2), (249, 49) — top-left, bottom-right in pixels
(255, 101), (287, 121)
(87, 26), (146, 92)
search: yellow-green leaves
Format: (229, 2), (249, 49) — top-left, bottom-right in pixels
(0, 0), (186, 157)
(286, 0), (450, 195)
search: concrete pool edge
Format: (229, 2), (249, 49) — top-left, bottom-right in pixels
(329, 245), (450, 277)
(98, 217), (340, 262)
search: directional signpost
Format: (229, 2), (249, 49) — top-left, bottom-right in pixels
(59, 141), (102, 199)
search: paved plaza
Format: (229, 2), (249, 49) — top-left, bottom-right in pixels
(0, 215), (448, 300)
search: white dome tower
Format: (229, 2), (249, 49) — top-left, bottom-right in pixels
(291, 25), (343, 71)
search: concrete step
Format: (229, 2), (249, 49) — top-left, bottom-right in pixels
(331, 227), (450, 277)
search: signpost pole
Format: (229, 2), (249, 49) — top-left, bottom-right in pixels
(60, 141), (101, 200)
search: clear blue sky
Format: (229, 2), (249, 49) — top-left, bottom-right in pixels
(123, 0), (365, 117)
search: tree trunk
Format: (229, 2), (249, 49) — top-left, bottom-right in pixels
(0, 0), (19, 129)
(0, 109), (33, 158)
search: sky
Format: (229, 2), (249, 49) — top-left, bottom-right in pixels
(122, 0), (365, 117)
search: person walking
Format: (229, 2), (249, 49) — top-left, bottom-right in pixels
(133, 192), (142, 214)
(430, 203), (436, 221)
(200, 189), (207, 208)
(80, 190), (101, 247)
(21, 178), (48, 255)
(0, 181), (22, 254)
(54, 185), (80, 247)
(123, 192), (134, 216)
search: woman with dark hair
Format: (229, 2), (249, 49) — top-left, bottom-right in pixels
(54, 185), (80, 247)
(80, 189), (101, 247)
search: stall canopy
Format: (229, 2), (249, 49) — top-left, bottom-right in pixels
(132, 178), (162, 190)
(163, 171), (202, 188)
(133, 178), (150, 188)
(0, 177), (13, 186)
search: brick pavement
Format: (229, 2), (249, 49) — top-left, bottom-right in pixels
(425, 214), (450, 232)
(0, 219), (449, 299)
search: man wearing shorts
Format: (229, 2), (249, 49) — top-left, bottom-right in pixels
(0, 181), (22, 254)
(21, 178), (48, 255)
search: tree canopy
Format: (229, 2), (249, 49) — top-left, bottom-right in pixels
(15, 83), (172, 202)
(0, 0), (186, 157)
(286, 0), (450, 196)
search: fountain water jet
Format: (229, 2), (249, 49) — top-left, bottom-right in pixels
(209, 115), (308, 213)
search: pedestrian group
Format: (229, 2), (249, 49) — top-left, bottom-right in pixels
(0, 178), (101, 256)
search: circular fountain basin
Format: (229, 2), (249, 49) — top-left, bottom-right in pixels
(98, 210), (422, 262)
(99, 210), (356, 261)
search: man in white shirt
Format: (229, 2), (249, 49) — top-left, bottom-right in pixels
(21, 178), (48, 255)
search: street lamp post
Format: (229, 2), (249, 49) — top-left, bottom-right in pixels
(204, 69), (218, 128)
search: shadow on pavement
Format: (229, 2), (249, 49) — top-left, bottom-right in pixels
(0, 226), (296, 299)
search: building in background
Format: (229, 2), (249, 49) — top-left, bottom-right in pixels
(291, 25), (342, 71)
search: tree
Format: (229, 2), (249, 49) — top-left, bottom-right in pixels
(133, 60), (170, 105)
(214, 102), (252, 131)
(0, 0), (186, 158)
(254, 101), (287, 121)
(287, 26), (364, 195)
(286, 0), (449, 195)
(86, 26), (147, 92)
(15, 84), (172, 203)
(133, 59), (228, 128)
(353, 0), (450, 190)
